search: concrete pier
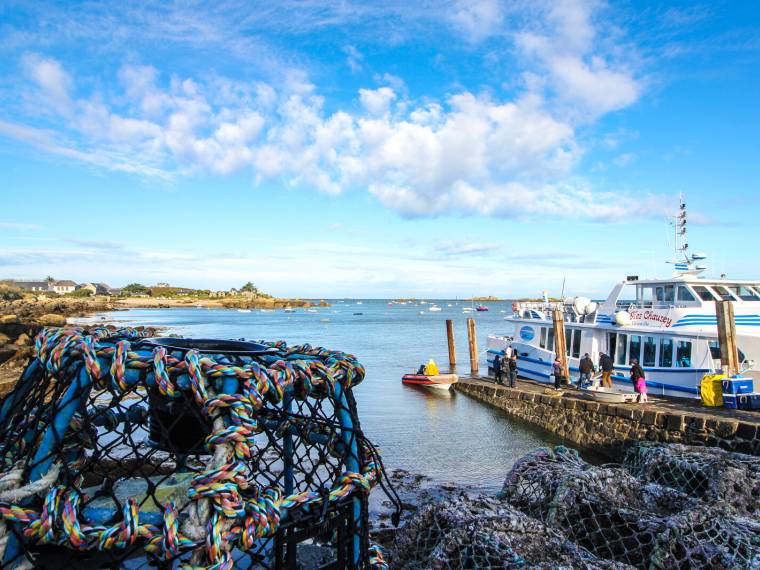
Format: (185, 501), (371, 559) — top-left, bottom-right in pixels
(454, 377), (760, 460)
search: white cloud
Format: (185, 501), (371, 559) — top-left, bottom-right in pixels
(343, 45), (364, 72)
(359, 87), (397, 116)
(2, 0), (651, 222)
(516, 0), (642, 117)
(449, 0), (504, 42)
(21, 53), (72, 113)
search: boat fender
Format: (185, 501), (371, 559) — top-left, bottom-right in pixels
(614, 310), (632, 326)
(584, 301), (598, 314)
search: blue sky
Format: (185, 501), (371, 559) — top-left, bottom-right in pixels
(1, 1), (758, 298)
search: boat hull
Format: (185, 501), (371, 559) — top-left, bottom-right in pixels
(402, 373), (458, 390)
(582, 386), (637, 404)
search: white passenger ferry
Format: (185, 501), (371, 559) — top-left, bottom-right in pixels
(487, 201), (760, 398)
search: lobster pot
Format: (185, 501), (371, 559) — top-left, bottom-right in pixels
(0, 327), (392, 569)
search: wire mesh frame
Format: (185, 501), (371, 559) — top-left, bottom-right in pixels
(0, 330), (378, 569)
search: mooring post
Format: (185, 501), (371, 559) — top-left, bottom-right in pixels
(715, 300), (739, 376)
(552, 308), (570, 380)
(446, 319), (456, 369)
(467, 317), (478, 376)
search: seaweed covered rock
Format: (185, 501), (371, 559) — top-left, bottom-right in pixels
(391, 495), (633, 570)
(624, 442), (760, 517)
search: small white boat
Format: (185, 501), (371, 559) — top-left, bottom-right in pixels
(402, 373), (459, 390)
(319, 318), (330, 322)
(237, 309), (251, 313)
(307, 309), (318, 313)
(283, 307), (296, 313)
(418, 311), (424, 315)
(582, 385), (637, 404)
(356, 301), (363, 305)
(428, 306), (442, 312)
(462, 307), (474, 313)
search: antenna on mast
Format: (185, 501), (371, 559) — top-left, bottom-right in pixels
(667, 194), (706, 277)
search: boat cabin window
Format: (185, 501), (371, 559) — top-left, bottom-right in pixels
(539, 328), (547, 349)
(637, 286), (655, 305)
(676, 340), (692, 367)
(572, 330), (582, 358)
(629, 335), (641, 364)
(659, 338), (673, 367)
(676, 286), (696, 302)
(643, 336), (656, 367)
(711, 285), (736, 301)
(615, 333), (628, 366)
(692, 286), (716, 301)
(709, 340), (747, 363)
(607, 332), (617, 362)
(653, 285), (676, 303)
(727, 285), (760, 301)
(547, 328), (554, 352)
(565, 329), (582, 358)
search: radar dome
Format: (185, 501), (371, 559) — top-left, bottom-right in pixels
(573, 296), (591, 314)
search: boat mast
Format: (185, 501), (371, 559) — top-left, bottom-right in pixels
(668, 194), (707, 277)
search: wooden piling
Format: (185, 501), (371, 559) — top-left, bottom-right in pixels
(552, 308), (570, 380)
(715, 300), (739, 376)
(466, 317), (478, 375)
(446, 319), (456, 368)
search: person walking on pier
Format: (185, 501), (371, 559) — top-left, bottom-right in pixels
(493, 354), (503, 385)
(577, 353), (594, 388)
(552, 356), (565, 389)
(630, 358), (648, 402)
(508, 354), (518, 388)
(599, 352), (613, 388)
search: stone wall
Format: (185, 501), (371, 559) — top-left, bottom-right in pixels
(454, 381), (760, 459)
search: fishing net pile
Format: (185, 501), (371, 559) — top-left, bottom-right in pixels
(0, 326), (399, 569)
(394, 444), (760, 569)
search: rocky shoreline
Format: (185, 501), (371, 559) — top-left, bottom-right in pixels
(0, 295), (326, 390)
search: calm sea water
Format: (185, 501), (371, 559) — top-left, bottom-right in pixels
(76, 299), (561, 493)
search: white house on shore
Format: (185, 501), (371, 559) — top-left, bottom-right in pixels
(50, 280), (77, 294)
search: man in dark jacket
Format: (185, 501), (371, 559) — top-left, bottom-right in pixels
(493, 354), (503, 385)
(577, 353), (594, 388)
(599, 352), (614, 388)
(508, 354), (518, 388)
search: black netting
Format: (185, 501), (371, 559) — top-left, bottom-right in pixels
(623, 442), (760, 517)
(0, 326), (399, 569)
(394, 444), (760, 569)
(391, 495), (632, 569)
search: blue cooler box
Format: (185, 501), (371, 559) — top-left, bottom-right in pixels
(723, 394), (738, 409)
(737, 394), (753, 410)
(722, 377), (754, 395)
(748, 393), (760, 410)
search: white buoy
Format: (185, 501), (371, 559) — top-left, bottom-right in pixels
(615, 311), (632, 326)
(584, 301), (598, 314)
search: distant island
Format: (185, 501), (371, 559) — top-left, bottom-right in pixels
(0, 278), (330, 325)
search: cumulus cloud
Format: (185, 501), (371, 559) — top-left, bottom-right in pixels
(2, 0), (650, 222)
(516, 0), (641, 117)
(449, 0), (504, 42)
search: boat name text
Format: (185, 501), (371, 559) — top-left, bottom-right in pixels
(629, 310), (673, 327)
